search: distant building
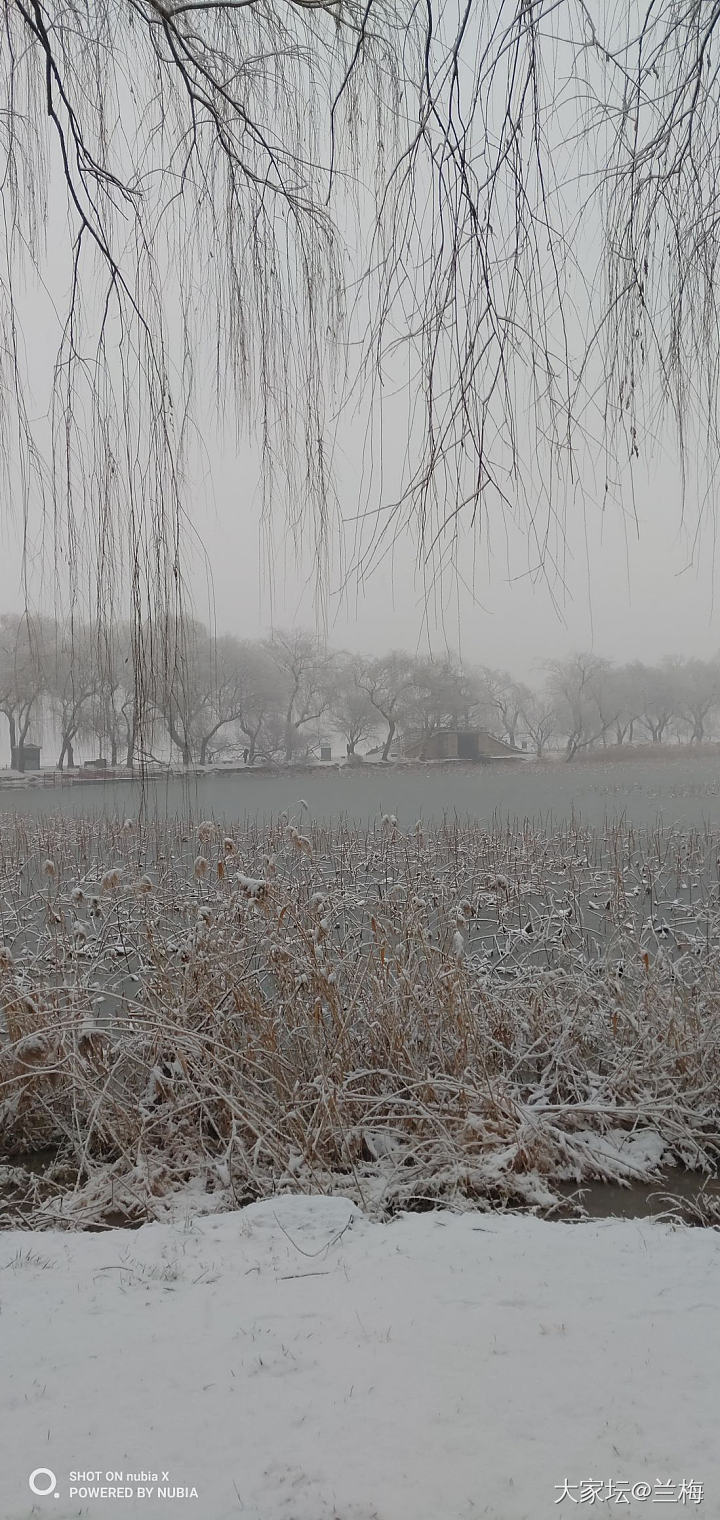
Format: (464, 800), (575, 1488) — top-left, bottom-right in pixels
(403, 728), (525, 762)
(11, 744), (41, 771)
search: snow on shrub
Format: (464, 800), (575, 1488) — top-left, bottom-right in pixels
(0, 810), (719, 1226)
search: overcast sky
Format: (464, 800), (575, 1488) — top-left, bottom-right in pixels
(3, 15), (718, 685)
(1, 407), (717, 681)
(1, 60), (717, 685)
(129, 403), (720, 680)
(3, 5), (720, 689)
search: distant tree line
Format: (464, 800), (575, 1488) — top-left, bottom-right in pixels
(2, 615), (720, 770)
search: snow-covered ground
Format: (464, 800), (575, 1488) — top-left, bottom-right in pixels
(2, 1198), (718, 1520)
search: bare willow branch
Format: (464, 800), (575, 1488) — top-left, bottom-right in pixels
(2, 2), (720, 703)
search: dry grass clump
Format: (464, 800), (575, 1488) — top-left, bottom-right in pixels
(1, 810), (719, 1227)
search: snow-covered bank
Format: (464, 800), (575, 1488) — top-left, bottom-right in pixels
(2, 1197), (718, 1520)
(5, 811), (720, 1225)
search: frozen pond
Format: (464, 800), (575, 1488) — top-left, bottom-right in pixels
(2, 754), (720, 827)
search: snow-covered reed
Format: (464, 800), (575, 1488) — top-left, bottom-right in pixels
(1, 811), (719, 1226)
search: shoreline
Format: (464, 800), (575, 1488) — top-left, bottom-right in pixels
(2, 741), (720, 790)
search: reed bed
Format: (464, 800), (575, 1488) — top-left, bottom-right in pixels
(1, 809), (720, 1227)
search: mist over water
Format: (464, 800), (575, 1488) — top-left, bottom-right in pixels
(5, 755), (720, 829)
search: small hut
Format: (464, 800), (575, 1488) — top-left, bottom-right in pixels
(11, 744), (41, 771)
(404, 728), (525, 762)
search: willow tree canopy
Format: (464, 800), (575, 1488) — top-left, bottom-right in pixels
(2, 2), (718, 639)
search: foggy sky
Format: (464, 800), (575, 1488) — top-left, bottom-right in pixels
(2, 10), (719, 685)
(200, 452), (720, 677)
(0, 415), (717, 681)
(1, 167), (716, 683)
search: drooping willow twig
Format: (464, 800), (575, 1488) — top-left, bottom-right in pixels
(2, 2), (720, 717)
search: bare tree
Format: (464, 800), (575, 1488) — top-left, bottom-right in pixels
(44, 622), (100, 769)
(410, 656), (484, 736)
(5, 3), (720, 664)
(230, 641), (287, 766)
(9, 603), (720, 767)
(603, 665), (642, 747)
(0, 2), (384, 699)
(479, 669), (530, 748)
(355, 653), (418, 762)
(0, 613), (46, 767)
(155, 622), (254, 765)
(517, 687), (558, 759)
(82, 622), (138, 766)
(267, 629), (334, 762)
(154, 621), (205, 767)
(547, 654), (614, 762)
(674, 658), (720, 744)
(631, 661), (683, 747)
(329, 655), (378, 756)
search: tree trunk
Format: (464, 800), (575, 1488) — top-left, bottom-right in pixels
(10, 712), (25, 770)
(284, 713), (294, 763)
(110, 736), (118, 766)
(381, 718), (396, 762)
(126, 716), (137, 769)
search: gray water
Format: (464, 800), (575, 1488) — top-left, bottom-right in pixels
(2, 755), (720, 828)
